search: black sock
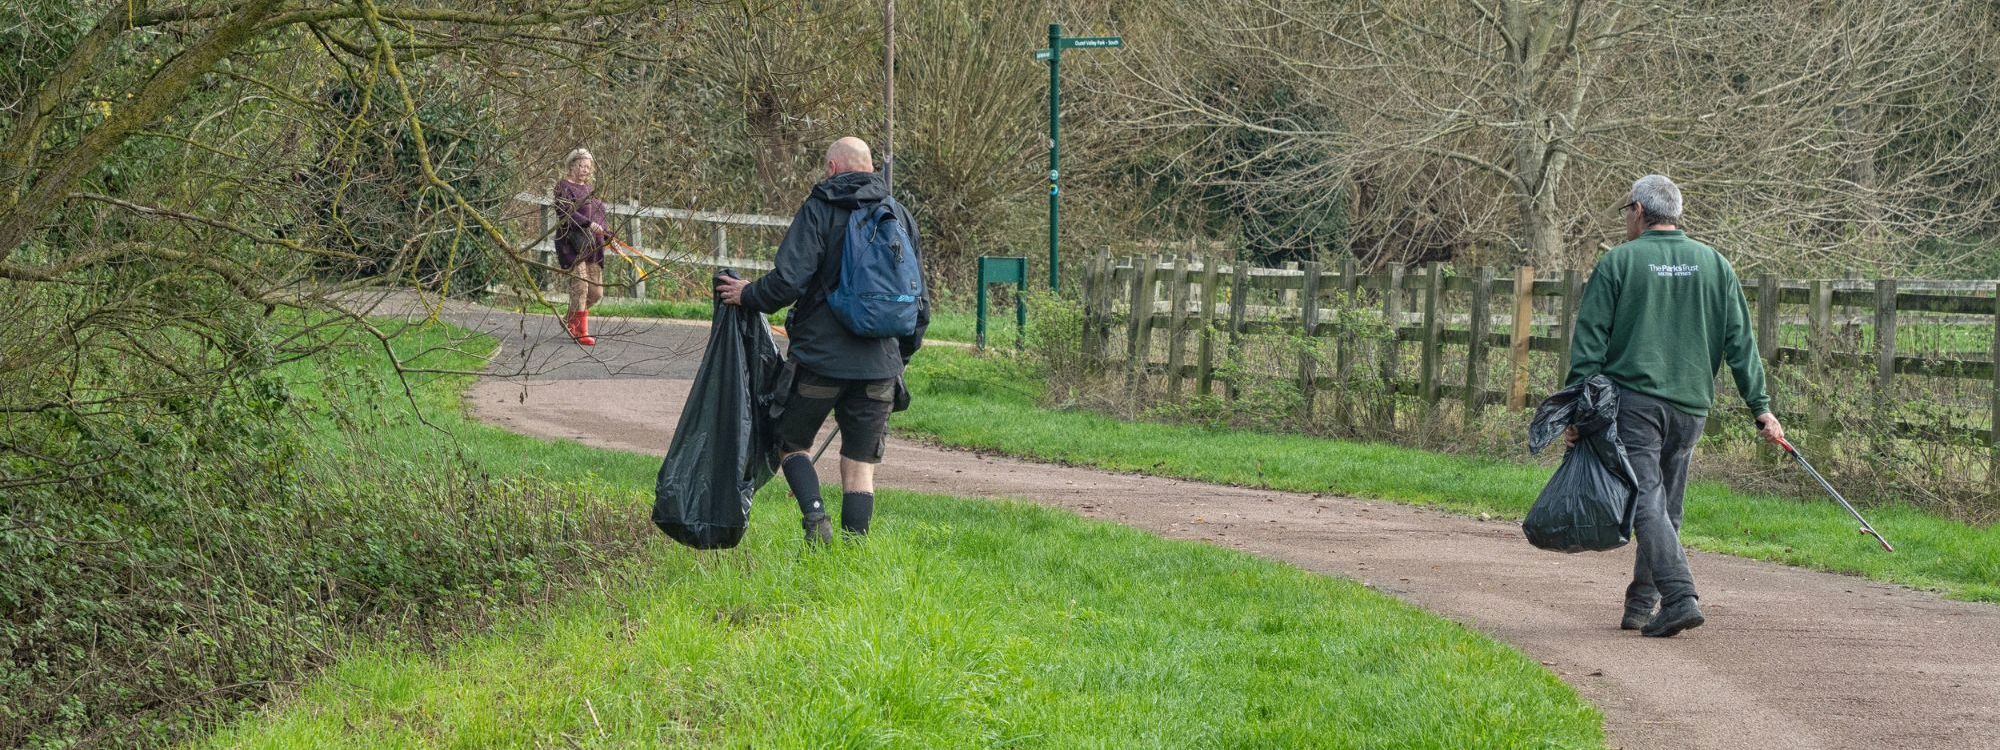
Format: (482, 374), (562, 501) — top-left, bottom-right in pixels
(782, 454), (823, 518)
(841, 491), (875, 534)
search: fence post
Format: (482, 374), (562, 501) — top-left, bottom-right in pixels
(1136, 254), (1163, 360)
(1197, 260), (1221, 396)
(1841, 271), (1862, 349)
(1558, 268), (1583, 380)
(1508, 266), (1536, 410)
(1379, 266), (1405, 429)
(1081, 256), (1102, 360)
(1465, 266), (1494, 417)
(1099, 256), (1115, 354)
(1421, 262), (1444, 405)
(1757, 273), (1781, 362)
(1809, 279), (1832, 368)
(1990, 290), (1998, 485)
(710, 225), (728, 265)
(540, 204), (556, 293)
(1128, 258), (1160, 412)
(1123, 256), (1147, 364)
(1874, 279), (1899, 453)
(1125, 255), (1162, 410)
(1166, 256), (1191, 399)
(1298, 261), (1323, 419)
(1757, 274), (1782, 448)
(1809, 279), (1833, 431)
(1098, 253), (1122, 361)
(1226, 259), (1250, 400)
(629, 216), (647, 299)
(1336, 257), (1359, 427)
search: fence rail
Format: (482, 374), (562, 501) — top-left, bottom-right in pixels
(1081, 254), (2000, 476)
(511, 192), (788, 297)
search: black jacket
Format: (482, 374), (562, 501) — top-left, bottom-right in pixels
(740, 171), (927, 381)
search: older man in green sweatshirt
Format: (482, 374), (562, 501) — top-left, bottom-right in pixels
(1564, 174), (1785, 638)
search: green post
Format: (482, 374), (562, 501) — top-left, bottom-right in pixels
(977, 275), (991, 349)
(977, 256), (1029, 350)
(1047, 23), (1062, 291)
(1036, 25), (1121, 292)
(1016, 279), (1029, 348)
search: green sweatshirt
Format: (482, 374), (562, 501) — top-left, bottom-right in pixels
(1564, 230), (1771, 419)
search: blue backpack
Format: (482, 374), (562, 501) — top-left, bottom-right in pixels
(826, 198), (923, 338)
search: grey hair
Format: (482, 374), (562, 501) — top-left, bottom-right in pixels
(564, 148), (594, 169)
(1630, 174), (1682, 226)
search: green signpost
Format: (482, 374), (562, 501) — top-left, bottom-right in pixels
(1037, 24), (1122, 291)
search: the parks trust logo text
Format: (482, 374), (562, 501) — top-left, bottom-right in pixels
(1650, 263), (1700, 277)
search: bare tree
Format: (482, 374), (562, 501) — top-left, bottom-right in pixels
(1110, 0), (2000, 271)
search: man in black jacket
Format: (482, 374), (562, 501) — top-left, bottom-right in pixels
(718, 137), (926, 544)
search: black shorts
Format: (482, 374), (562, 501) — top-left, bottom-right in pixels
(774, 369), (894, 463)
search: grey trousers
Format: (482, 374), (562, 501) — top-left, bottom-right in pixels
(1617, 388), (1707, 611)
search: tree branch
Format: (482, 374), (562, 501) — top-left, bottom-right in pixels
(0, 0), (289, 261)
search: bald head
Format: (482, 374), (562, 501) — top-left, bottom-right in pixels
(826, 137), (874, 177)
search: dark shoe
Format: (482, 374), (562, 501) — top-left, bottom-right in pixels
(1641, 598), (1705, 638)
(1621, 610), (1651, 631)
(801, 512), (833, 545)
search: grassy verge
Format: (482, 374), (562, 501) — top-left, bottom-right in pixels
(308, 319), (662, 486)
(202, 322), (1604, 749)
(514, 296), (1004, 344)
(899, 349), (2000, 603)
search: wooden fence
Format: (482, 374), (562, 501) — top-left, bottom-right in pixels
(1079, 254), (2000, 474)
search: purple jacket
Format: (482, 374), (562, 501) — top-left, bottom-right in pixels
(554, 179), (606, 234)
(553, 179), (607, 268)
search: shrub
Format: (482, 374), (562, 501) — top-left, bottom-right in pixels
(0, 351), (644, 749)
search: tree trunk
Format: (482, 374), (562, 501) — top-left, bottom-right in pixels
(1517, 187), (1561, 268)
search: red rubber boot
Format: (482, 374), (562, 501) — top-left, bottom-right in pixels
(574, 310), (596, 346)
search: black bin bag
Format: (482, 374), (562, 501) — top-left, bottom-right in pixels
(652, 271), (784, 549)
(1523, 375), (1640, 553)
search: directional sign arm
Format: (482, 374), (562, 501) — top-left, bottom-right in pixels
(1058, 36), (1123, 49)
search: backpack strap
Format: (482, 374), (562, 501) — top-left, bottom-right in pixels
(795, 200), (852, 319)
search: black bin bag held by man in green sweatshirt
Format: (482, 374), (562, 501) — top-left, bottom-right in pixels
(1526, 375), (1640, 553)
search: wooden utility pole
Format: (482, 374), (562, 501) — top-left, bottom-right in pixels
(883, 0), (896, 192)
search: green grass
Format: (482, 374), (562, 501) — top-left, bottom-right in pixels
(594, 298), (740, 322)
(514, 297), (780, 329)
(1777, 321), (1995, 354)
(205, 321), (1605, 749)
(282, 319), (657, 485)
(514, 296), (1007, 345)
(898, 349), (2000, 603)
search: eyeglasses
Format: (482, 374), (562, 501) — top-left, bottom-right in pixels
(1617, 201), (1638, 215)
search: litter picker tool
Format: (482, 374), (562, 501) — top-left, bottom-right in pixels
(605, 236), (671, 283)
(811, 427), (841, 463)
(1772, 435), (1894, 552)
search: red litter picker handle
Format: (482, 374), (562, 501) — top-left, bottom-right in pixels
(1771, 435), (1894, 552)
